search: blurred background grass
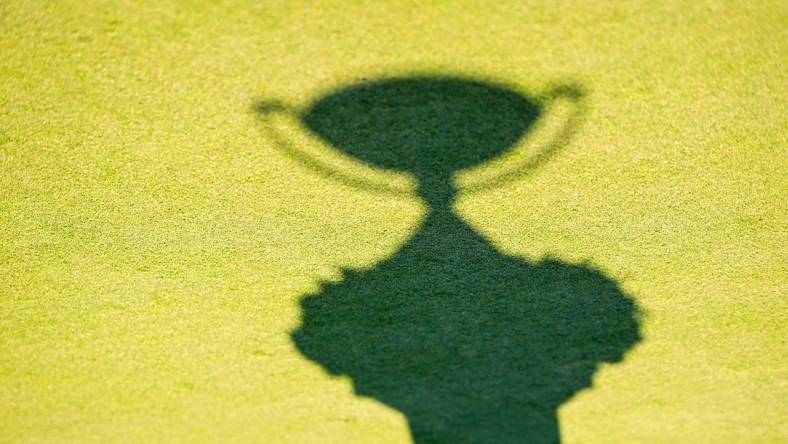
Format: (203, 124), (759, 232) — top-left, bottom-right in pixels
(1, 1), (786, 442)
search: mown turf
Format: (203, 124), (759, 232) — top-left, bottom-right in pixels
(1, 1), (786, 443)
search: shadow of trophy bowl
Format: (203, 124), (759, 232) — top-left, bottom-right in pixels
(255, 75), (641, 444)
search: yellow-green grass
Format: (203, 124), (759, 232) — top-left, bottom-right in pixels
(1, 1), (786, 442)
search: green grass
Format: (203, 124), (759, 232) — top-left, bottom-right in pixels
(1, 1), (786, 442)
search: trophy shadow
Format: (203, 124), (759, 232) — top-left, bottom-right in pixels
(259, 76), (642, 443)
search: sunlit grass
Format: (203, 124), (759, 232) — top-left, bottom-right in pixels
(1, 1), (785, 442)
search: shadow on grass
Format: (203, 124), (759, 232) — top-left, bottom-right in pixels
(256, 76), (641, 443)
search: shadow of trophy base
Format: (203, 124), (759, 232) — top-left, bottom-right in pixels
(292, 195), (639, 443)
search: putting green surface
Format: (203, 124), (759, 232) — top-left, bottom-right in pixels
(1, 1), (786, 442)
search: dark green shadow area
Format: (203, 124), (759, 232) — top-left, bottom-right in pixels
(258, 76), (641, 443)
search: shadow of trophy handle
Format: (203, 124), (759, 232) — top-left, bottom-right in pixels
(252, 96), (414, 197)
(460, 82), (587, 194)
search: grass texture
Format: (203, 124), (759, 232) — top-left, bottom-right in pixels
(1, 1), (786, 442)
